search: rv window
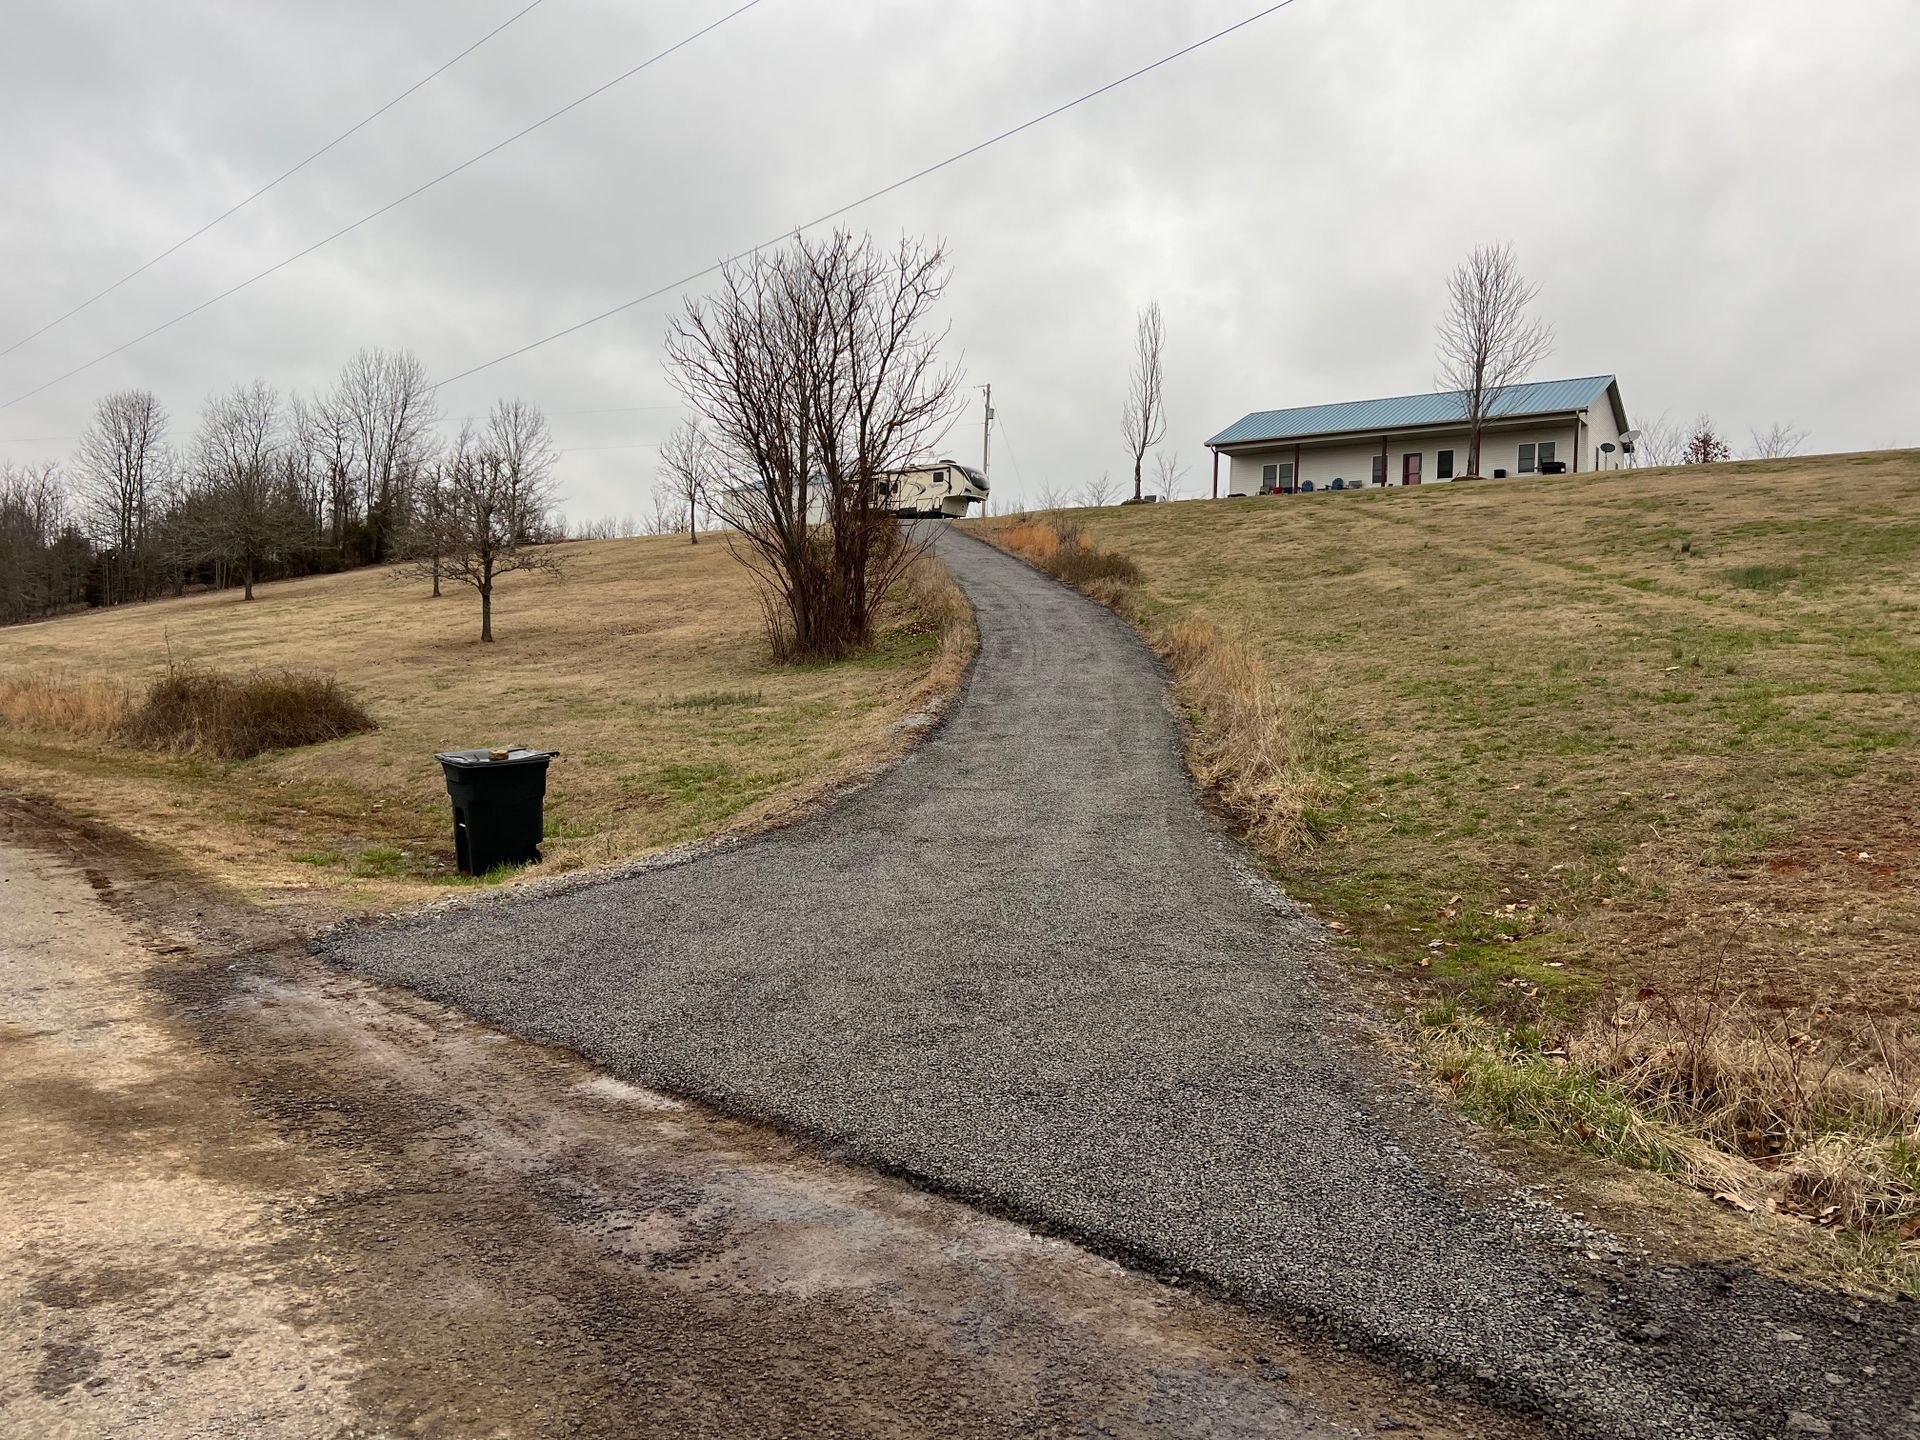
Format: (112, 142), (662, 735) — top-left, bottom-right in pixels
(932, 470), (947, 486)
(1437, 449), (1455, 479)
(1519, 444), (1536, 473)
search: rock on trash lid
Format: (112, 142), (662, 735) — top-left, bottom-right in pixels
(434, 746), (559, 769)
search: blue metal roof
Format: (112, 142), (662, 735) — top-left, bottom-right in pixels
(1208, 375), (1619, 448)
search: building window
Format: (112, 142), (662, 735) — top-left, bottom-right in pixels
(1518, 443), (1536, 473)
(1279, 461), (1294, 488)
(1261, 463), (1278, 492)
(1437, 449), (1455, 480)
(1538, 441), (1556, 468)
(1371, 453), (1386, 485)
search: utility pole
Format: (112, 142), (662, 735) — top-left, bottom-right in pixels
(980, 383), (993, 487)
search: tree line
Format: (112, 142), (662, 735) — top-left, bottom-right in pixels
(0, 347), (562, 635)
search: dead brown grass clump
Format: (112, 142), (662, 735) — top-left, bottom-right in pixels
(1160, 618), (1335, 856)
(120, 667), (376, 760)
(1571, 996), (1920, 1230)
(991, 518), (1141, 590)
(0, 672), (131, 736)
(904, 551), (979, 696)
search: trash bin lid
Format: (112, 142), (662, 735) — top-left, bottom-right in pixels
(435, 747), (558, 769)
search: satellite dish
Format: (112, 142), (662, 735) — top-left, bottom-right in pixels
(1622, 429), (1643, 442)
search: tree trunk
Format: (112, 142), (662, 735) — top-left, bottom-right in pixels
(1133, 456), (1143, 502)
(242, 559), (255, 602)
(431, 553), (441, 598)
(479, 586), (493, 642)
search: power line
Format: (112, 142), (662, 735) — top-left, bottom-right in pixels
(0, 0), (549, 362)
(546, 404), (683, 416)
(0, 0), (772, 415)
(428, 0), (1301, 395)
(993, 414), (1028, 493)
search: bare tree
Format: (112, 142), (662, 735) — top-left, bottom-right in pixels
(0, 461), (88, 623)
(1682, 415), (1732, 465)
(330, 347), (438, 562)
(1629, 410), (1685, 468)
(1079, 471), (1117, 508)
(1152, 450), (1190, 502)
(644, 483), (688, 537)
(74, 389), (168, 603)
(1435, 243), (1555, 477)
(1121, 301), (1167, 503)
(658, 418), (713, 545)
(192, 382), (295, 601)
(666, 229), (960, 662)
(405, 457), (452, 597)
(405, 403), (563, 642)
(1748, 421), (1809, 460)
(1035, 479), (1073, 511)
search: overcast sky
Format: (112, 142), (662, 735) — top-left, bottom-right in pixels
(1, 0), (1914, 520)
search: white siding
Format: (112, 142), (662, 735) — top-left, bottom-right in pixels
(1222, 414), (1620, 495)
(1583, 396), (1627, 470)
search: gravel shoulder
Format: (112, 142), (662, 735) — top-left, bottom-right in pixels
(324, 530), (1917, 1439)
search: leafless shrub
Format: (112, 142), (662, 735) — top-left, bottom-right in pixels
(1748, 421), (1810, 460)
(1152, 450), (1190, 502)
(1629, 410), (1685, 468)
(666, 229), (960, 662)
(120, 666), (374, 759)
(1079, 472), (1117, 509)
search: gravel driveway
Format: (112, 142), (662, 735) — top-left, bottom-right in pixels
(327, 529), (1917, 1440)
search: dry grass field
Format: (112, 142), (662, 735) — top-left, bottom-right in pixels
(990, 451), (1920, 1280)
(0, 534), (967, 913)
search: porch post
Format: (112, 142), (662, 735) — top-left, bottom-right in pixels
(1210, 447), (1220, 500)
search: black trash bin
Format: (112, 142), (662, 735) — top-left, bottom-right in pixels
(435, 747), (557, 875)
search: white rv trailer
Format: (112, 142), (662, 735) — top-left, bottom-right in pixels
(877, 460), (989, 519)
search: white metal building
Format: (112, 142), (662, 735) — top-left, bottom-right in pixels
(1205, 375), (1630, 497)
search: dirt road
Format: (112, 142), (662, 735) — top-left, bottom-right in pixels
(0, 798), (1532, 1438)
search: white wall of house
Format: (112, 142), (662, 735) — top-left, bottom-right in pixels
(1225, 411), (1628, 497)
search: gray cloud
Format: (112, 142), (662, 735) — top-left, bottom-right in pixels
(2, 0), (1914, 519)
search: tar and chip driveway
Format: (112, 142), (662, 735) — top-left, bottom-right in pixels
(328, 530), (1919, 1440)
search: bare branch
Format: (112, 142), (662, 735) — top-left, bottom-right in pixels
(1434, 243), (1555, 477)
(1121, 301), (1167, 503)
(665, 229), (961, 661)
(1748, 421), (1809, 460)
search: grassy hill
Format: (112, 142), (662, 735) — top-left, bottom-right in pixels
(1076, 451), (1919, 1024)
(1035, 450), (1919, 1280)
(0, 534), (964, 912)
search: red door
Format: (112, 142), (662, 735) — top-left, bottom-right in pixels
(1403, 453), (1423, 486)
